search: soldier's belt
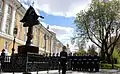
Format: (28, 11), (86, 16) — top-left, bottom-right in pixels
(61, 57), (66, 58)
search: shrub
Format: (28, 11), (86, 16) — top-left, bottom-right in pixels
(100, 64), (120, 69)
(100, 64), (112, 69)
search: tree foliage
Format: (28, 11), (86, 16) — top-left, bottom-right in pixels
(74, 49), (86, 56)
(74, 0), (120, 63)
(87, 45), (98, 55)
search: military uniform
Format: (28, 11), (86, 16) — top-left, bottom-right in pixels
(1, 49), (5, 71)
(60, 50), (67, 74)
(94, 55), (100, 72)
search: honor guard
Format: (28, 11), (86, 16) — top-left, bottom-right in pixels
(60, 46), (68, 74)
(1, 49), (5, 71)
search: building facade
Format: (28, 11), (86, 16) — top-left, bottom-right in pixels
(0, 0), (63, 55)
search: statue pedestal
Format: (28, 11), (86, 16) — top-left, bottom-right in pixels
(8, 46), (39, 72)
(18, 45), (39, 54)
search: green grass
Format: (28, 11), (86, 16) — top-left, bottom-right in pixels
(112, 49), (120, 64)
(100, 64), (120, 69)
(114, 64), (120, 69)
(100, 49), (120, 69)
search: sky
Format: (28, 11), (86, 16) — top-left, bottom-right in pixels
(19, 0), (92, 51)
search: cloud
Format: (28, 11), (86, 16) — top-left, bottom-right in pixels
(19, 0), (80, 51)
(40, 22), (74, 45)
(50, 25), (76, 51)
(49, 25), (74, 43)
(50, 25), (74, 34)
(20, 0), (91, 17)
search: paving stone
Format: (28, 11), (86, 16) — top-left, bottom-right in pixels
(1, 69), (120, 74)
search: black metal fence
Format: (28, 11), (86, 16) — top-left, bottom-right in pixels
(0, 53), (100, 73)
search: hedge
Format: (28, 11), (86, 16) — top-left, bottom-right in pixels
(100, 64), (120, 69)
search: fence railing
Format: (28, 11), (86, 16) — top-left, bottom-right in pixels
(0, 53), (100, 73)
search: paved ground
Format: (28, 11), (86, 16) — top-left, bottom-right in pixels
(1, 69), (120, 74)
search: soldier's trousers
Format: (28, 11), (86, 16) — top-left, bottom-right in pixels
(61, 63), (67, 74)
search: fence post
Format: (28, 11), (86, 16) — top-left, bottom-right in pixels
(23, 53), (29, 74)
(11, 56), (15, 74)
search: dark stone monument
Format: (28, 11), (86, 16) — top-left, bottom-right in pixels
(10, 6), (44, 73)
(18, 6), (44, 54)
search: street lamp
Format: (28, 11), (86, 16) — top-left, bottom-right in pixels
(11, 4), (22, 55)
(11, 26), (18, 55)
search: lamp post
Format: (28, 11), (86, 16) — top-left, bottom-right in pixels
(11, 4), (22, 53)
(11, 4), (22, 55)
(12, 27), (18, 55)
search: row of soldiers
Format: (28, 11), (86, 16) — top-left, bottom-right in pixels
(28, 51), (100, 72)
(70, 56), (100, 72)
(40, 53), (100, 72)
(0, 49), (100, 72)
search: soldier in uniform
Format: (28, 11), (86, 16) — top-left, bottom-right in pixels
(76, 56), (79, 71)
(89, 55), (94, 72)
(94, 55), (100, 72)
(68, 53), (72, 70)
(83, 55), (87, 71)
(60, 46), (68, 74)
(48, 53), (52, 70)
(73, 53), (77, 71)
(70, 54), (74, 71)
(78, 56), (82, 71)
(81, 55), (84, 71)
(56, 53), (59, 69)
(1, 49), (5, 71)
(51, 53), (55, 70)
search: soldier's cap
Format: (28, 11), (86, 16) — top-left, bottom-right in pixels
(2, 49), (5, 51)
(62, 46), (66, 49)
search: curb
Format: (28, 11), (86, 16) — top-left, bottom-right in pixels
(100, 69), (120, 73)
(0, 70), (72, 74)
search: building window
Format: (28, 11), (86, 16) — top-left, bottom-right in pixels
(6, 4), (12, 34)
(36, 27), (38, 45)
(37, 29), (40, 47)
(14, 13), (17, 25)
(0, 0), (3, 30)
(14, 13), (18, 37)
(18, 23), (22, 39)
(24, 27), (27, 41)
(42, 34), (45, 48)
(8, 5), (12, 17)
(14, 13), (17, 27)
(6, 19), (11, 34)
(18, 15), (23, 39)
(4, 41), (8, 50)
(0, 0), (3, 12)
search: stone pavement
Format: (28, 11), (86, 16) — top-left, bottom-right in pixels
(1, 69), (120, 74)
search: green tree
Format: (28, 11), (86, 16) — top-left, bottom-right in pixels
(71, 37), (86, 50)
(87, 45), (98, 56)
(74, 0), (120, 63)
(75, 49), (86, 56)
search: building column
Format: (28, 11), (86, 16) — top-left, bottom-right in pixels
(52, 38), (56, 53)
(51, 36), (54, 53)
(10, 8), (16, 35)
(1, 2), (8, 32)
(49, 36), (52, 53)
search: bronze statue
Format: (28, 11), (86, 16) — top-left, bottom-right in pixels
(20, 6), (44, 46)
(20, 6), (39, 27)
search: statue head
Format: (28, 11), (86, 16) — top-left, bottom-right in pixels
(20, 6), (40, 27)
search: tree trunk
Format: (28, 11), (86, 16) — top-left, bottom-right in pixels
(106, 54), (112, 64)
(100, 48), (106, 62)
(100, 50), (105, 60)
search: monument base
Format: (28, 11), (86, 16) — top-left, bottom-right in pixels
(18, 45), (39, 54)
